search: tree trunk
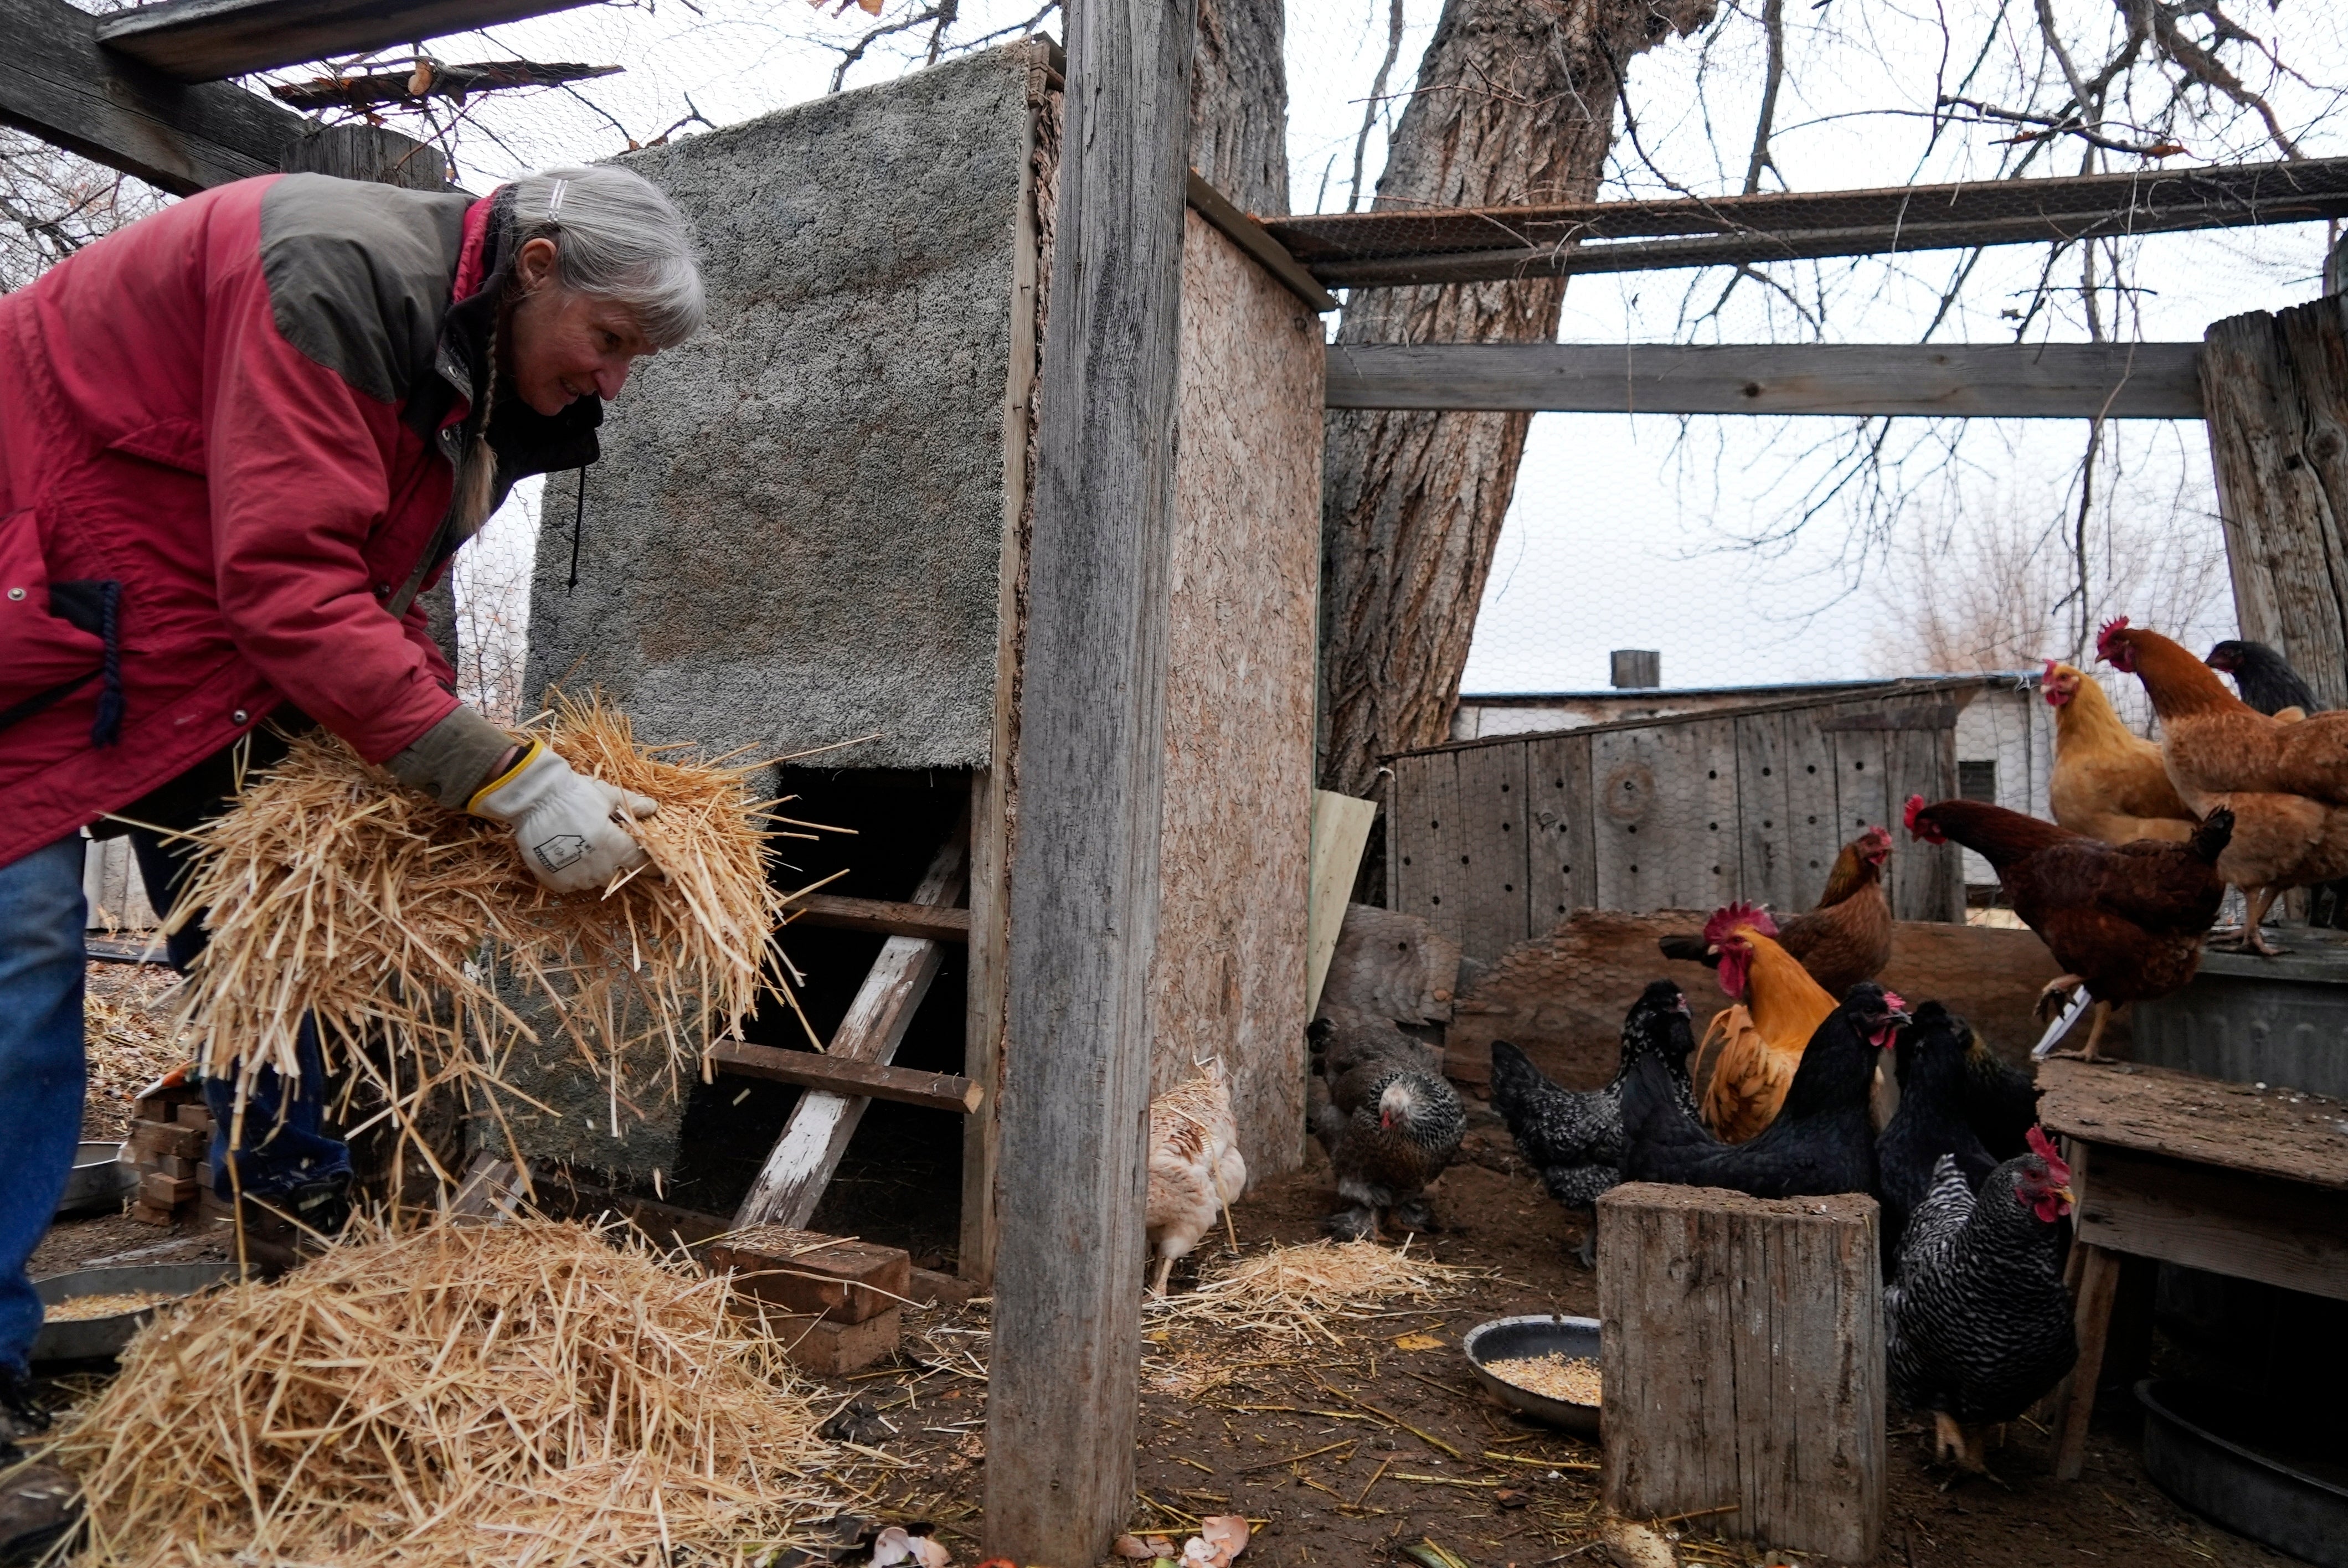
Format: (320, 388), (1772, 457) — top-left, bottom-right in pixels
(1318, 0), (1717, 798)
(1190, 0), (1289, 213)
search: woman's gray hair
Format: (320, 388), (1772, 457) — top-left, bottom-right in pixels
(507, 164), (704, 348)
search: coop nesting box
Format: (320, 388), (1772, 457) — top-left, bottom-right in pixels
(518, 43), (1327, 1251)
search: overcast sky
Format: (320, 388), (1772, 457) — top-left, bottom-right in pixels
(251, 0), (2347, 698)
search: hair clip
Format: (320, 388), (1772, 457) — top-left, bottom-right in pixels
(547, 177), (569, 220)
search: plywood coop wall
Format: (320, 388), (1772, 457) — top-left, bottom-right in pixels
(519, 44), (1322, 1196)
(1389, 684), (1976, 963)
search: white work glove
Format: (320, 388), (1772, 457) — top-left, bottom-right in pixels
(467, 739), (656, 894)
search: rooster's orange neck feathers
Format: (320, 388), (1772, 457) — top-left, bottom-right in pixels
(1732, 927), (1838, 1040)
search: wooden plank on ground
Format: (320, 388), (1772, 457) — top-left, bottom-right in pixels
(710, 1039), (980, 1114)
(733, 821), (970, 1230)
(983, 0), (1196, 1551)
(94, 0), (603, 80)
(1324, 343), (2205, 419)
(1523, 730), (1596, 929)
(1454, 742), (1531, 961)
(0, 0), (300, 194)
(791, 894), (973, 943)
(1598, 1183), (1884, 1561)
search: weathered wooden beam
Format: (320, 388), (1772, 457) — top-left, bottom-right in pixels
(0, 0), (300, 194)
(1185, 169), (1336, 312)
(732, 822), (969, 1231)
(709, 1038), (981, 1115)
(269, 59), (621, 115)
(1270, 157), (2348, 286)
(790, 893), (972, 943)
(982, 0), (1198, 1556)
(1325, 342), (2206, 419)
(94, 0), (605, 83)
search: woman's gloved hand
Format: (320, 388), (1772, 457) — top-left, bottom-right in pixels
(467, 739), (656, 893)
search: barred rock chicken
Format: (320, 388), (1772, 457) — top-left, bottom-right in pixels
(2207, 638), (2323, 722)
(1145, 1066), (1248, 1294)
(1678, 905), (1839, 1144)
(2042, 661), (2197, 844)
(1886, 1134), (2079, 1477)
(1490, 981), (1699, 1210)
(1308, 1049), (1463, 1242)
(1906, 796), (2233, 1058)
(1660, 827), (1893, 996)
(1876, 1003), (1996, 1265)
(1621, 983), (1907, 1200)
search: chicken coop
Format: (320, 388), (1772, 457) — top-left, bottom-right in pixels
(518, 42), (1330, 1282)
(1386, 676), (1986, 964)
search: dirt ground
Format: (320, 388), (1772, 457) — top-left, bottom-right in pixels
(828, 1132), (2299, 1568)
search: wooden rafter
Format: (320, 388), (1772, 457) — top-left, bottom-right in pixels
(1, 0), (300, 194)
(1324, 342), (2206, 419)
(1267, 156), (2348, 286)
(95, 0), (605, 83)
(269, 59), (621, 115)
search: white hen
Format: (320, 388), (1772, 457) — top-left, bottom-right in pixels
(1145, 1067), (1247, 1294)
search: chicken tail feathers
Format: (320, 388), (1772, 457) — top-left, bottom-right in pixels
(1657, 933), (1719, 967)
(2191, 805), (2236, 863)
(1622, 1050), (1713, 1159)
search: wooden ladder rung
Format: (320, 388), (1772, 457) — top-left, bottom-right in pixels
(711, 1038), (980, 1113)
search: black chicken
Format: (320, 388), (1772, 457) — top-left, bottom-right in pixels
(1959, 1033), (2041, 1161)
(1308, 1060), (1464, 1241)
(1886, 1134), (2079, 1477)
(1876, 1003), (1996, 1265)
(1491, 981), (1697, 1208)
(2207, 638), (2324, 718)
(1620, 982), (1907, 1199)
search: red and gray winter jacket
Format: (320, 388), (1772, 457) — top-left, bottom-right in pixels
(0, 174), (597, 868)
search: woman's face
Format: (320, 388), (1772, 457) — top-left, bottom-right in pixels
(505, 236), (654, 416)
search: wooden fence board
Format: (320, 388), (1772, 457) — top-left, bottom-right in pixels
(1779, 705), (1845, 908)
(1830, 726), (1893, 851)
(1387, 753), (1434, 918)
(1525, 731), (1596, 927)
(1455, 743), (1530, 957)
(1732, 712), (1797, 913)
(1888, 724), (1961, 921)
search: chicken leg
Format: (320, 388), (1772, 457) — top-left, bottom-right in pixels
(1150, 1251), (1175, 1297)
(1931, 1411), (2003, 1486)
(2222, 886), (2288, 957)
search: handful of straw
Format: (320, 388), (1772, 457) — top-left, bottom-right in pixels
(1149, 1239), (1475, 1343)
(165, 694), (797, 1186)
(43, 1220), (848, 1566)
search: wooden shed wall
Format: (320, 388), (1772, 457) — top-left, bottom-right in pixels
(1147, 211), (1326, 1180)
(1388, 690), (1966, 962)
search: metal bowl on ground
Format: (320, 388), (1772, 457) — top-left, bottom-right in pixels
(2138, 1379), (2348, 1567)
(32, 1263), (235, 1365)
(1463, 1313), (1602, 1436)
(53, 1142), (137, 1219)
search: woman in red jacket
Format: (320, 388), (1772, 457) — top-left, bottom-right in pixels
(0, 163), (702, 1482)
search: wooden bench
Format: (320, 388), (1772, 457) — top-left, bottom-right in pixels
(2039, 1056), (2348, 1480)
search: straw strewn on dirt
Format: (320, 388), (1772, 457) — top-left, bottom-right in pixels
(44, 1221), (848, 1567)
(1149, 1239), (1476, 1343)
(80, 966), (188, 1141)
(163, 693), (798, 1185)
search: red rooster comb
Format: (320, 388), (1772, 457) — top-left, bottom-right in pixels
(1902, 795), (1927, 831)
(1702, 900), (1776, 946)
(2095, 616), (2131, 661)
(2026, 1126), (2072, 1186)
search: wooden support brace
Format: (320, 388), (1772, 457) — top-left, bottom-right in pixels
(790, 894), (972, 944)
(732, 814), (970, 1230)
(2053, 1241), (2123, 1481)
(710, 1038), (980, 1113)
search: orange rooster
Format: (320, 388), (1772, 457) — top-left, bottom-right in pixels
(2098, 620), (2348, 954)
(1689, 903), (1839, 1144)
(2043, 661), (2198, 844)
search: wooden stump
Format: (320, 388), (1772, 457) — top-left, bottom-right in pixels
(1598, 1183), (1884, 1564)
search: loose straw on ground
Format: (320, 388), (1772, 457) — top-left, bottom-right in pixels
(42, 1220), (847, 1567)
(163, 693), (804, 1188)
(1147, 1239), (1478, 1344)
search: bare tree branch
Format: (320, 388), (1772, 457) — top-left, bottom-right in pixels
(1347, 0), (1408, 214)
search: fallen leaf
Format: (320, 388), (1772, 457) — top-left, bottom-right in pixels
(1115, 1538), (1157, 1561)
(1495, 1487), (1530, 1509)
(1392, 1332), (1445, 1351)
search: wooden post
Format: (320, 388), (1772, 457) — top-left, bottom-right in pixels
(981, 0), (1198, 1557)
(2053, 1242), (2123, 1481)
(279, 121), (447, 189)
(1598, 1184), (1884, 1563)
(2201, 292), (2348, 710)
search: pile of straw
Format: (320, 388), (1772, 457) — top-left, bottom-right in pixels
(164, 694), (799, 1185)
(44, 1221), (848, 1567)
(1149, 1239), (1475, 1344)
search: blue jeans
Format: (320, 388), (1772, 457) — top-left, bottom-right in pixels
(0, 836), (89, 1377)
